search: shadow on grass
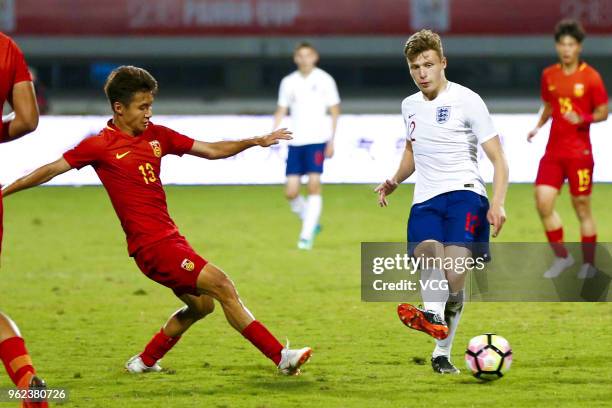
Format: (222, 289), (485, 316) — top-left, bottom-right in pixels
(457, 378), (502, 385)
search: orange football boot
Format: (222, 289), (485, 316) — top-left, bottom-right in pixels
(397, 303), (449, 340)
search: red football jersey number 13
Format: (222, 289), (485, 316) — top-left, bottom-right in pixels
(138, 163), (157, 184)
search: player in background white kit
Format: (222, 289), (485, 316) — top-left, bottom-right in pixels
(273, 42), (341, 250)
(375, 30), (509, 374)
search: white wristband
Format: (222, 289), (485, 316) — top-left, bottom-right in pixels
(2, 112), (15, 123)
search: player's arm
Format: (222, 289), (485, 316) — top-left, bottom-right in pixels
(325, 104), (341, 158)
(272, 106), (288, 130)
(2, 157), (72, 197)
(188, 128), (292, 160)
(1, 81), (39, 143)
(481, 136), (509, 238)
(592, 103), (609, 122)
(374, 140), (415, 207)
(273, 77), (290, 130)
(564, 103), (608, 125)
(527, 102), (552, 142)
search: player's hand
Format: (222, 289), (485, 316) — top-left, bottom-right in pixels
(527, 128), (539, 143)
(374, 179), (398, 207)
(324, 141), (334, 159)
(487, 204), (506, 238)
(258, 128), (292, 147)
(563, 111), (582, 125)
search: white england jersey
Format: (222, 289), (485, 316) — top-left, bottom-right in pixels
(277, 67), (341, 146)
(401, 81), (497, 204)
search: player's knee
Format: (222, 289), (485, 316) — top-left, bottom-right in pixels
(285, 189), (299, 200)
(576, 208), (590, 220)
(0, 313), (19, 341)
(212, 275), (239, 303)
(307, 177), (321, 195)
(191, 300), (215, 320)
(199, 264), (239, 302)
(572, 195), (589, 207)
(446, 291), (464, 314)
(0, 316), (11, 341)
(415, 240), (444, 260)
(572, 198), (591, 219)
(307, 184), (321, 195)
(535, 198), (553, 217)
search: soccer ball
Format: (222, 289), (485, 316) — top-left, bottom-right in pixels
(465, 333), (512, 380)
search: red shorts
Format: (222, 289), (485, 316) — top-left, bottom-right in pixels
(134, 235), (208, 297)
(535, 155), (594, 196)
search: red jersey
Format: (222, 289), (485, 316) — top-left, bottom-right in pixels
(0, 33), (32, 254)
(540, 62), (608, 158)
(0, 33), (32, 139)
(63, 121), (195, 255)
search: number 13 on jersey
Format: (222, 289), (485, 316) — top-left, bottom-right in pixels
(138, 163), (157, 184)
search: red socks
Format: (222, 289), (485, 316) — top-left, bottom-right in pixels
(0, 336), (35, 388)
(140, 320), (283, 367)
(241, 321), (284, 365)
(581, 234), (597, 265)
(140, 321), (284, 367)
(140, 329), (181, 367)
(546, 228), (569, 258)
(546, 228), (597, 265)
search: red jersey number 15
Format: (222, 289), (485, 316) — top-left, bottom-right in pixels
(558, 97), (573, 114)
(577, 168), (591, 192)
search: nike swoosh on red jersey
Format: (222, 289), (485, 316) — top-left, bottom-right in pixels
(116, 151), (131, 159)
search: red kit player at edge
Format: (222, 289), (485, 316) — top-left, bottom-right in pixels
(0, 32), (48, 408)
(527, 20), (609, 280)
(3, 66), (312, 376)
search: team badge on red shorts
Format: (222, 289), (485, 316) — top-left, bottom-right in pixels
(149, 140), (162, 157)
(181, 258), (195, 271)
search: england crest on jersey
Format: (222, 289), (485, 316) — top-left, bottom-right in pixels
(435, 106), (451, 124)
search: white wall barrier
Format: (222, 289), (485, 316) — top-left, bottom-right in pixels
(0, 114), (610, 186)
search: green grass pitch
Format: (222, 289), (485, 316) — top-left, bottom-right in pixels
(1, 184), (611, 407)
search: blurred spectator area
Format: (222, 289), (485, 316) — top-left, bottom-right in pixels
(3, 0), (612, 114)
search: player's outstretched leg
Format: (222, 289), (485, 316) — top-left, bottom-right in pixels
(0, 312), (48, 407)
(196, 263), (312, 375)
(536, 186), (574, 278)
(397, 267), (449, 340)
(126, 295), (215, 373)
(398, 242), (449, 340)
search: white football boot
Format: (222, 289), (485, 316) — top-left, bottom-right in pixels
(577, 263), (597, 279)
(125, 354), (163, 373)
(277, 341), (313, 376)
(297, 225), (321, 250)
(297, 238), (313, 250)
(543, 254), (574, 278)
